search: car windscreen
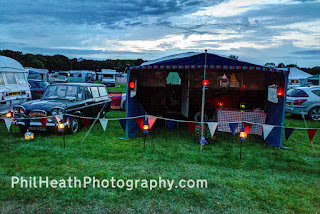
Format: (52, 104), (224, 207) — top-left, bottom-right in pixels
(287, 89), (309, 97)
(43, 85), (79, 100)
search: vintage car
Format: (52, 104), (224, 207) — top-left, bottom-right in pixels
(14, 83), (111, 134)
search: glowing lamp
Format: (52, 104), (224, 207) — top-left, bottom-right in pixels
(5, 111), (13, 118)
(202, 79), (210, 86)
(25, 132), (34, 140)
(217, 102), (224, 109)
(277, 87), (284, 97)
(129, 81), (135, 90)
(239, 127), (247, 141)
(240, 103), (246, 110)
(143, 120), (149, 134)
(58, 122), (65, 132)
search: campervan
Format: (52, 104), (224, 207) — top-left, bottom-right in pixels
(99, 69), (116, 87)
(0, 56), (31, 117)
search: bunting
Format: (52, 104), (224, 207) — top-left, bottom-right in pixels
(207, 122), (218, 137)
(135, 117), (145, 130)
(263, 124), (274, 140)
(99, 118), (108, 131)
(229, 122), (238, 136)
(4, 118), (13, 131)
(285, 128), (295, 141)
(243, 122), (253, 134)
(147, 116), (157, 129)
(23, 119), (31, 129)
(82, 118), (91, 129)
(119, 119), (127, 131)
(307, 129), (318, 143)
(39, 118), (47, 128)
(166, 120), (176, 133)
(188, 122), (197, 136)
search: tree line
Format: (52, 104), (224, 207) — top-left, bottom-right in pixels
(0, 49), (145, 72)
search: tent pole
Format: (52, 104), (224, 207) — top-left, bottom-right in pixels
(200, 50), (208, 152)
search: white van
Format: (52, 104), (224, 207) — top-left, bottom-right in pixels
(0, 56), (31, 116)
(99, 69), (116, 87)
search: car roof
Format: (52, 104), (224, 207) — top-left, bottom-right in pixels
(51, 82), (105, 87)
(28, 79), (45, 82)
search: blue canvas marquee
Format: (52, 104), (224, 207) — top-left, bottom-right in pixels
(125, 52), (289, 147)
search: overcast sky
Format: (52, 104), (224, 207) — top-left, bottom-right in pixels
(1, 0), (320, 67)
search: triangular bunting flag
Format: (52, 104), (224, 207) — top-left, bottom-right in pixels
(135, 117), (144, 130)
(207, 122), (218, 137)
(99, 118), (108, 131)
(285, 128), (295, 141)
(307, 129), (318, 143)
(4, 118), (13, 131)
(166, 120), (176, 133)
(243, 122), (253, 134)
(188, 122), (197, 136)
(23, 119), (31, 129)
(39, 118), (47, 128)
(263, 124), (274, 140)
(147, 116), (157, 129)
(82, 118), (91, 129)
(229, 122), (238, 136)
(119, 119), (127, 131)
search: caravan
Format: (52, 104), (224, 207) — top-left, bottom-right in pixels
(0, 56), (31, 117)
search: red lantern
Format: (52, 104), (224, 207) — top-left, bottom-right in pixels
(129, 81), (135, 90)
(202, 79), (210, 86)
(277, 87), (284, 97)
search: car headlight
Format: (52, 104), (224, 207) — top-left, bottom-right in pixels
(51, 108), (64, 115)
(13, 107), (25, 114)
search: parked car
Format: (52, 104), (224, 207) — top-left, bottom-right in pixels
(285, 86), (320, 121)
(28, 79), (49, 100)
(14, 83), (112, 133)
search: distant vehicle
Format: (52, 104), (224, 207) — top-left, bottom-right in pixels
(0, 56), (31, 117)
(99, 69), (116, 87)
(28, 79), (49, 100)
(285, 86), (320, 121)
(14, 83), (112, 134)
(49, 72), (69, 82)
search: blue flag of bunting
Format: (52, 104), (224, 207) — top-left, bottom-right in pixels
(229, 122), (238, 136)
(23, 119), (31, 129)
(285, 128), (295, 141)
(166, 120), (176, 133)
(119, 119), (127, 131)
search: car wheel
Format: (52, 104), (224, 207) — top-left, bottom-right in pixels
(308, 106), (320, 121)
(67, 117), (80, 134)
(194, 111), (209, 122)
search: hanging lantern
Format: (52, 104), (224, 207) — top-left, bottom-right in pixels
(277, 87), (284, 97)
(58, 122), (65, 132)
(143, 120), (149, 134)
(25, 131), (34, 140)
(202, 79), (210, 86)
(129, 81), (135, 90)
(239, 127), (247, 141)
(217, 102), (224, 109)
(240, 103), (246, 110)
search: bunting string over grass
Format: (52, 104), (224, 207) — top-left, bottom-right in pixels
(0, 114), (319, 146)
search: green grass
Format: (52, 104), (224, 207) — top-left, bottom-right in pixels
(0, 112), (319, 213)
(106, 83), (127, 93)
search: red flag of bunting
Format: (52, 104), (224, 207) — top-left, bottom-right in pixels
(307, 129), (318, 143)
(243, 122), (253, 134)
(39, 118), (47, 128)
(188, 122), (197, 136)
(82, 118), (91, 129)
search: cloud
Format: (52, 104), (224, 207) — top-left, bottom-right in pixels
(291, 50), (320, 55)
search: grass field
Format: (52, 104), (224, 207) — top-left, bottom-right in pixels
(0, 111), (319, 213)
